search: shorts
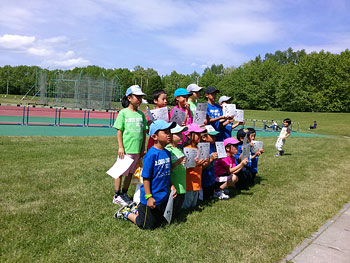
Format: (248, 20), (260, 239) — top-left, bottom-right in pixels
(121, 154), (140, 177)
(135, 202), (167, 230)
(214, 174), (236, 189)
(275, 138), (285, 151)
(182, 191), (199, 209)
(173, 193), (185, 221)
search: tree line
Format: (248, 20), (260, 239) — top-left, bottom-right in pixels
(0, 48), (349, 112)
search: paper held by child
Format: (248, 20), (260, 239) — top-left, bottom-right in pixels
(234, 109), (244, 122)
(251, 140), (263, 153)
(205, 125), (216, 133)
(223, 104), (236, 116)
(198, 142), (210, 160)
(147, 107), (169, 122)
(170, 107), (186, 125)
(184, 147), (197, 168)
(193, 110), (206, 125)
(163, 189), (174, 224)
(106, 156), (133, 179)
(242, 134), (250, 160)
(215, 141), (227, 158)
(196, 103), (208, 112)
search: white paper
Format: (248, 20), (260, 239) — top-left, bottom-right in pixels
(215, 141), (227, 158)
(198, 142), (210, 160)
(234, 109), (244, 122)
(106, 156), (134, 179)
(251, 140), (263, 153)
(150, 107), (169, 122)
(205, 125), (216, 133)
(223, 104), (236, 116)
(193, 110), (206, 125)
(147, 107), (153, 121)
(163, 190), (174, 224)
(183, 148), (197, 168)
(196, 103), (208, 112)
(170, 107), (186, 125)
(241, 135), (250, 160)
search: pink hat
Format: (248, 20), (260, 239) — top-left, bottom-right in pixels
(224, 137), (240, 147)
(184, 123), (206, 135)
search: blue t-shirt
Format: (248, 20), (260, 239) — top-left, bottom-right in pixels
(201, 144), (216, 188)
(222, 123), (233, 140)
(140, 147), (171, 205)
(207, 103), (223, 141)
(250, 156), (258, 174)
(234, 144), (252, 167)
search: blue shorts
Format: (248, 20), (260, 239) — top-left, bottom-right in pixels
(182, 190), (199, 209)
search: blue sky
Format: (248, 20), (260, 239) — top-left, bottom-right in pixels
(0, 0), (349, 75)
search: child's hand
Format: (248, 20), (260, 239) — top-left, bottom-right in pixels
(241, 158), (249, 166)
(259, 148), (264, 154)
(147, 197), (156, 209)
(171, 185), (177, 198)
(118, 147), (125, 159)
(177, 156), (186, 166)
(210, 152), (218, 161)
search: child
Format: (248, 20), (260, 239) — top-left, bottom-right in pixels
(182, 123), (209, 209)
(116, 120), (177, 230)
(214, 137), (249, 199)
(275, 118), (291, 156)
(218, 95), (244, 139)
(147, 90), (169, 150)
(187, 83), (203, 117)
(200, 127), (219, 200)
(112, 85), (148, 206)
(205, 86), (225, 141)
(170, 88), (193, 126)
(248, 128), (264, 185)
(165, 124), (188, 219)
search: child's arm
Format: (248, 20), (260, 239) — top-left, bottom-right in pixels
(140, 130), (146, 157)
(229, 158), (249, 174)
(171, 156), (186, 170)
(170, 184), (177, 198)
(117, 129), (124, 159)
(283, 132), (291, 140)
(143, 178), (156, 209)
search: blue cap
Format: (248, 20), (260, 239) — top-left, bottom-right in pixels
(174, 88), (192, 98)
(149, 120), (176, 136)
(126, 85), (146, 96)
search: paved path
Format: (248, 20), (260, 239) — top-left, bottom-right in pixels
(282, 202), (350, 263)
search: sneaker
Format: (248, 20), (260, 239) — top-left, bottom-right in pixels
(120, 193), (133, 205)
(114, 205), (131, 220)
(275, 154), (280, 157)
(223, 189), (229, 195)
(213, 190), (230, 200)
(128, 202), (139, 214)
(112, 195), (128, 206)
(280, 150), (285, 156)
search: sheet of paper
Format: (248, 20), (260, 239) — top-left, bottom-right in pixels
(198, 142), (210, 160)
(234, 109), (244, 122)
(150, 107), (169, 122)
(170, 107), (186, 125)
(241, 135), (250, 160)
(205, 125), (216, 133)
(163, 190), (174, 224)
(196, 103), (208, 112)
(106, 156), (133, 179)
(183, 147), (197, 168)
(193, 110), (206, 125)
(251, 140), (263, 153)
(215, 141), (227, 158)
(223, 104), (236, 116)
(147, 107), (154, 121)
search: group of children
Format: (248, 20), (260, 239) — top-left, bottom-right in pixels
(111, 84), (291, 230)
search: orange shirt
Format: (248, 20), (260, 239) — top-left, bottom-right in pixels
(185, 145), (202, 191)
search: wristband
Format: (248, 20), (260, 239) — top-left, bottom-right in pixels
(145, 194), (152, 200)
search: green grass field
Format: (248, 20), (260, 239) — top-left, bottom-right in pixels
(1, 99), (350, 262)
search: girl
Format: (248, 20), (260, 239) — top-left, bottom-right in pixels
(186, 83), (203, 117)
(214, 137), (248, 199)
(170, 88), (193, 127)
(182, 124), (209, 209)
(112, 85), (147, 206)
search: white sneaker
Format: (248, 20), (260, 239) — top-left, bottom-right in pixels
(213, 190), (230, 200)
(112, 195), (128, 206)
(120, 193), (133, 205)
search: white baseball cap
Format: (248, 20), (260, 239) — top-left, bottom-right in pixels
(126, 85), (146, 96)
(187, 83), (203, 93)
(219, 96), (231, 104)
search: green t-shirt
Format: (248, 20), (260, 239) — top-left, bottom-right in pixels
(165, 145), (186, 194)
(113, 108), (147, 154)
(188, 100), (197, 118)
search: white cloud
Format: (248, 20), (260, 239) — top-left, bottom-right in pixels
(45, 57), (90, 68)
(0, 34), (35, 49)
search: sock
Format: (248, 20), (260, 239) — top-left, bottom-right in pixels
(115, 190), (121, 196)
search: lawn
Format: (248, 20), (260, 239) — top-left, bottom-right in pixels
(1, 109), (350, 262)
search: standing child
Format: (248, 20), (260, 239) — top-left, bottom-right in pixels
(187, 83), (203, 117)
(248, 128), (264, 185)
(182, 124), (209, 209)
(116, 120), (177, 229)
(275, 118), (291, 156)
(147, 90), (169, 150)
(170, 88), (193, 126)
(218, 95), (244, 139)
(214, 137), (249, 199)
(112, 85), (148, 206)
(205, 86), (225, 141)
(165, 124), (188, 219)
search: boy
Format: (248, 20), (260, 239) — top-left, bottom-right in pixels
(275, 118), (291, 156)
(205, 86), (225, 141)
(187, 83), (203, 117)
(218, 95), (244, 139)
(147, 90), (169, 150)
(116, 120), (177, 230)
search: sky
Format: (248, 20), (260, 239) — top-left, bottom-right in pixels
(0, 0), (349, 75)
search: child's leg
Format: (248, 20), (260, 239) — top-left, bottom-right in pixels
(114, 178), (122, 193)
